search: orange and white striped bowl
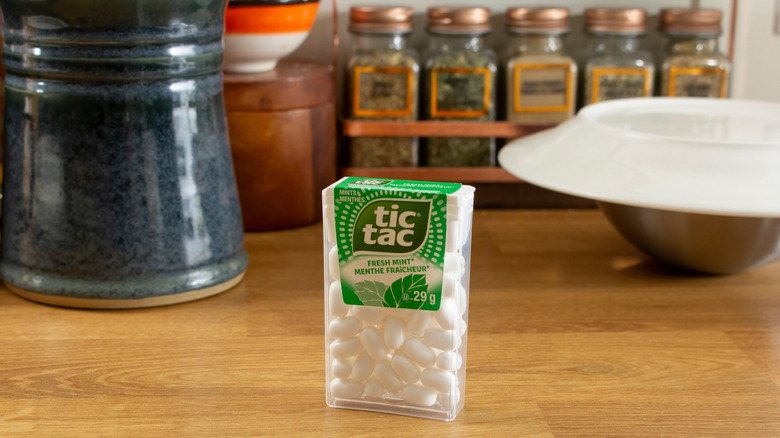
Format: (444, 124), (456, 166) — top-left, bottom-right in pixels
(224, 0), (320, 73)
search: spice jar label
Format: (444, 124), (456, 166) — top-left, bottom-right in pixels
(513, 64), (573, 112)
(430, 68), (492, 118)
(668, 67), (728, 98)
(332, 178), (462, 311)
(353, 66), (415, 117)
(590, 67), (652, 103)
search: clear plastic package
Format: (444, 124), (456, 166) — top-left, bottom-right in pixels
(323, 177), (475, 421)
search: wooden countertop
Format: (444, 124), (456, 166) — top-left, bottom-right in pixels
(2, 209), (780, 436)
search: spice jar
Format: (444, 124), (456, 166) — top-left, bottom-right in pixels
(347, 6), (419, 167)
(505, 7), (577, 125)
(423, 7), (497, 167)
(660, 8), (731, 98)
(583, 8), (654, 105)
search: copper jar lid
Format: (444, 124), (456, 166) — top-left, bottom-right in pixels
(585, 8), (647, 34)
(349, 6), (414, 33)
(427, 7), (491, 34)
(660, 8), (722, 35)
(506, 7), (570, 34)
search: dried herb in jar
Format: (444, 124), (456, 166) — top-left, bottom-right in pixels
(347, 6), (419, 167)
(505, 7), (577, 125)
(582, 8), (654, 106)
(659, 8), (730, 98)
(584, 67), (652, 102)
(423, 7), (497, 167)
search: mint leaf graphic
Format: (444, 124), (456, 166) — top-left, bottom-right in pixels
(354, 280), (388, 306)
(383, 274), (428, 310)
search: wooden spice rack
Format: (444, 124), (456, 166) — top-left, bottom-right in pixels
(330, 0), (738, 208)
(327, 0), (555, 199)
(337, 120), (598, 208)
(327, 1), (581, 207)
(339, 120), (551, 183)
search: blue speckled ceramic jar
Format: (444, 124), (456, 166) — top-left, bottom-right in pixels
(0, 0), (248, 308)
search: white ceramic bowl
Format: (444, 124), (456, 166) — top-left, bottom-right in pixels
(224, 0), (320, 73)
(499, 97), (780, 274)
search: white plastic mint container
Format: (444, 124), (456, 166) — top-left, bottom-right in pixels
(323, 177), (474, 421)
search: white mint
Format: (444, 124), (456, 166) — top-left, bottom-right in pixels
(445, 219), (461, 252)
(326, 211), (337, 244)
(402, 384), (437, 407)
(437, 383), (460, 409)
(360, 327), (388, 361)
(383, 316), (405, 351)
(436, 351), (463, 371)
(328, 245), (339, 280)
(442, 273), (458, 298)
(328, 317), (362, 340)
(456, 283), (468, 316)
(381, 307), (413, 319)
(421, 368), (454, 393)
(330, 338), (362, 359)
(455, 317), (467, 337)
(456, 218), (471, 247)
(330, 378), (363, 399)
(351, 306), (386, 325)
(373, 361), (403, 392)
(390, 354), (421, 383)
(443, 253), (465, 277)
(351, 352), (374, 381)
(406, 312), (432, 337)
(364, 378), (385, 398)
(328, 281), (349, 318)
(404, 337), (436, 368)
(331, 359), (352, 379)
(424, 328), (461, 351)
(434, 299), (457, 330)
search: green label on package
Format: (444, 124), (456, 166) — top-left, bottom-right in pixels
(334, 178), (462, 311)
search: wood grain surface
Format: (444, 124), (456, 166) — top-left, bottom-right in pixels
(341, 120), (551, 138)
(2, 209), (780, 437)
